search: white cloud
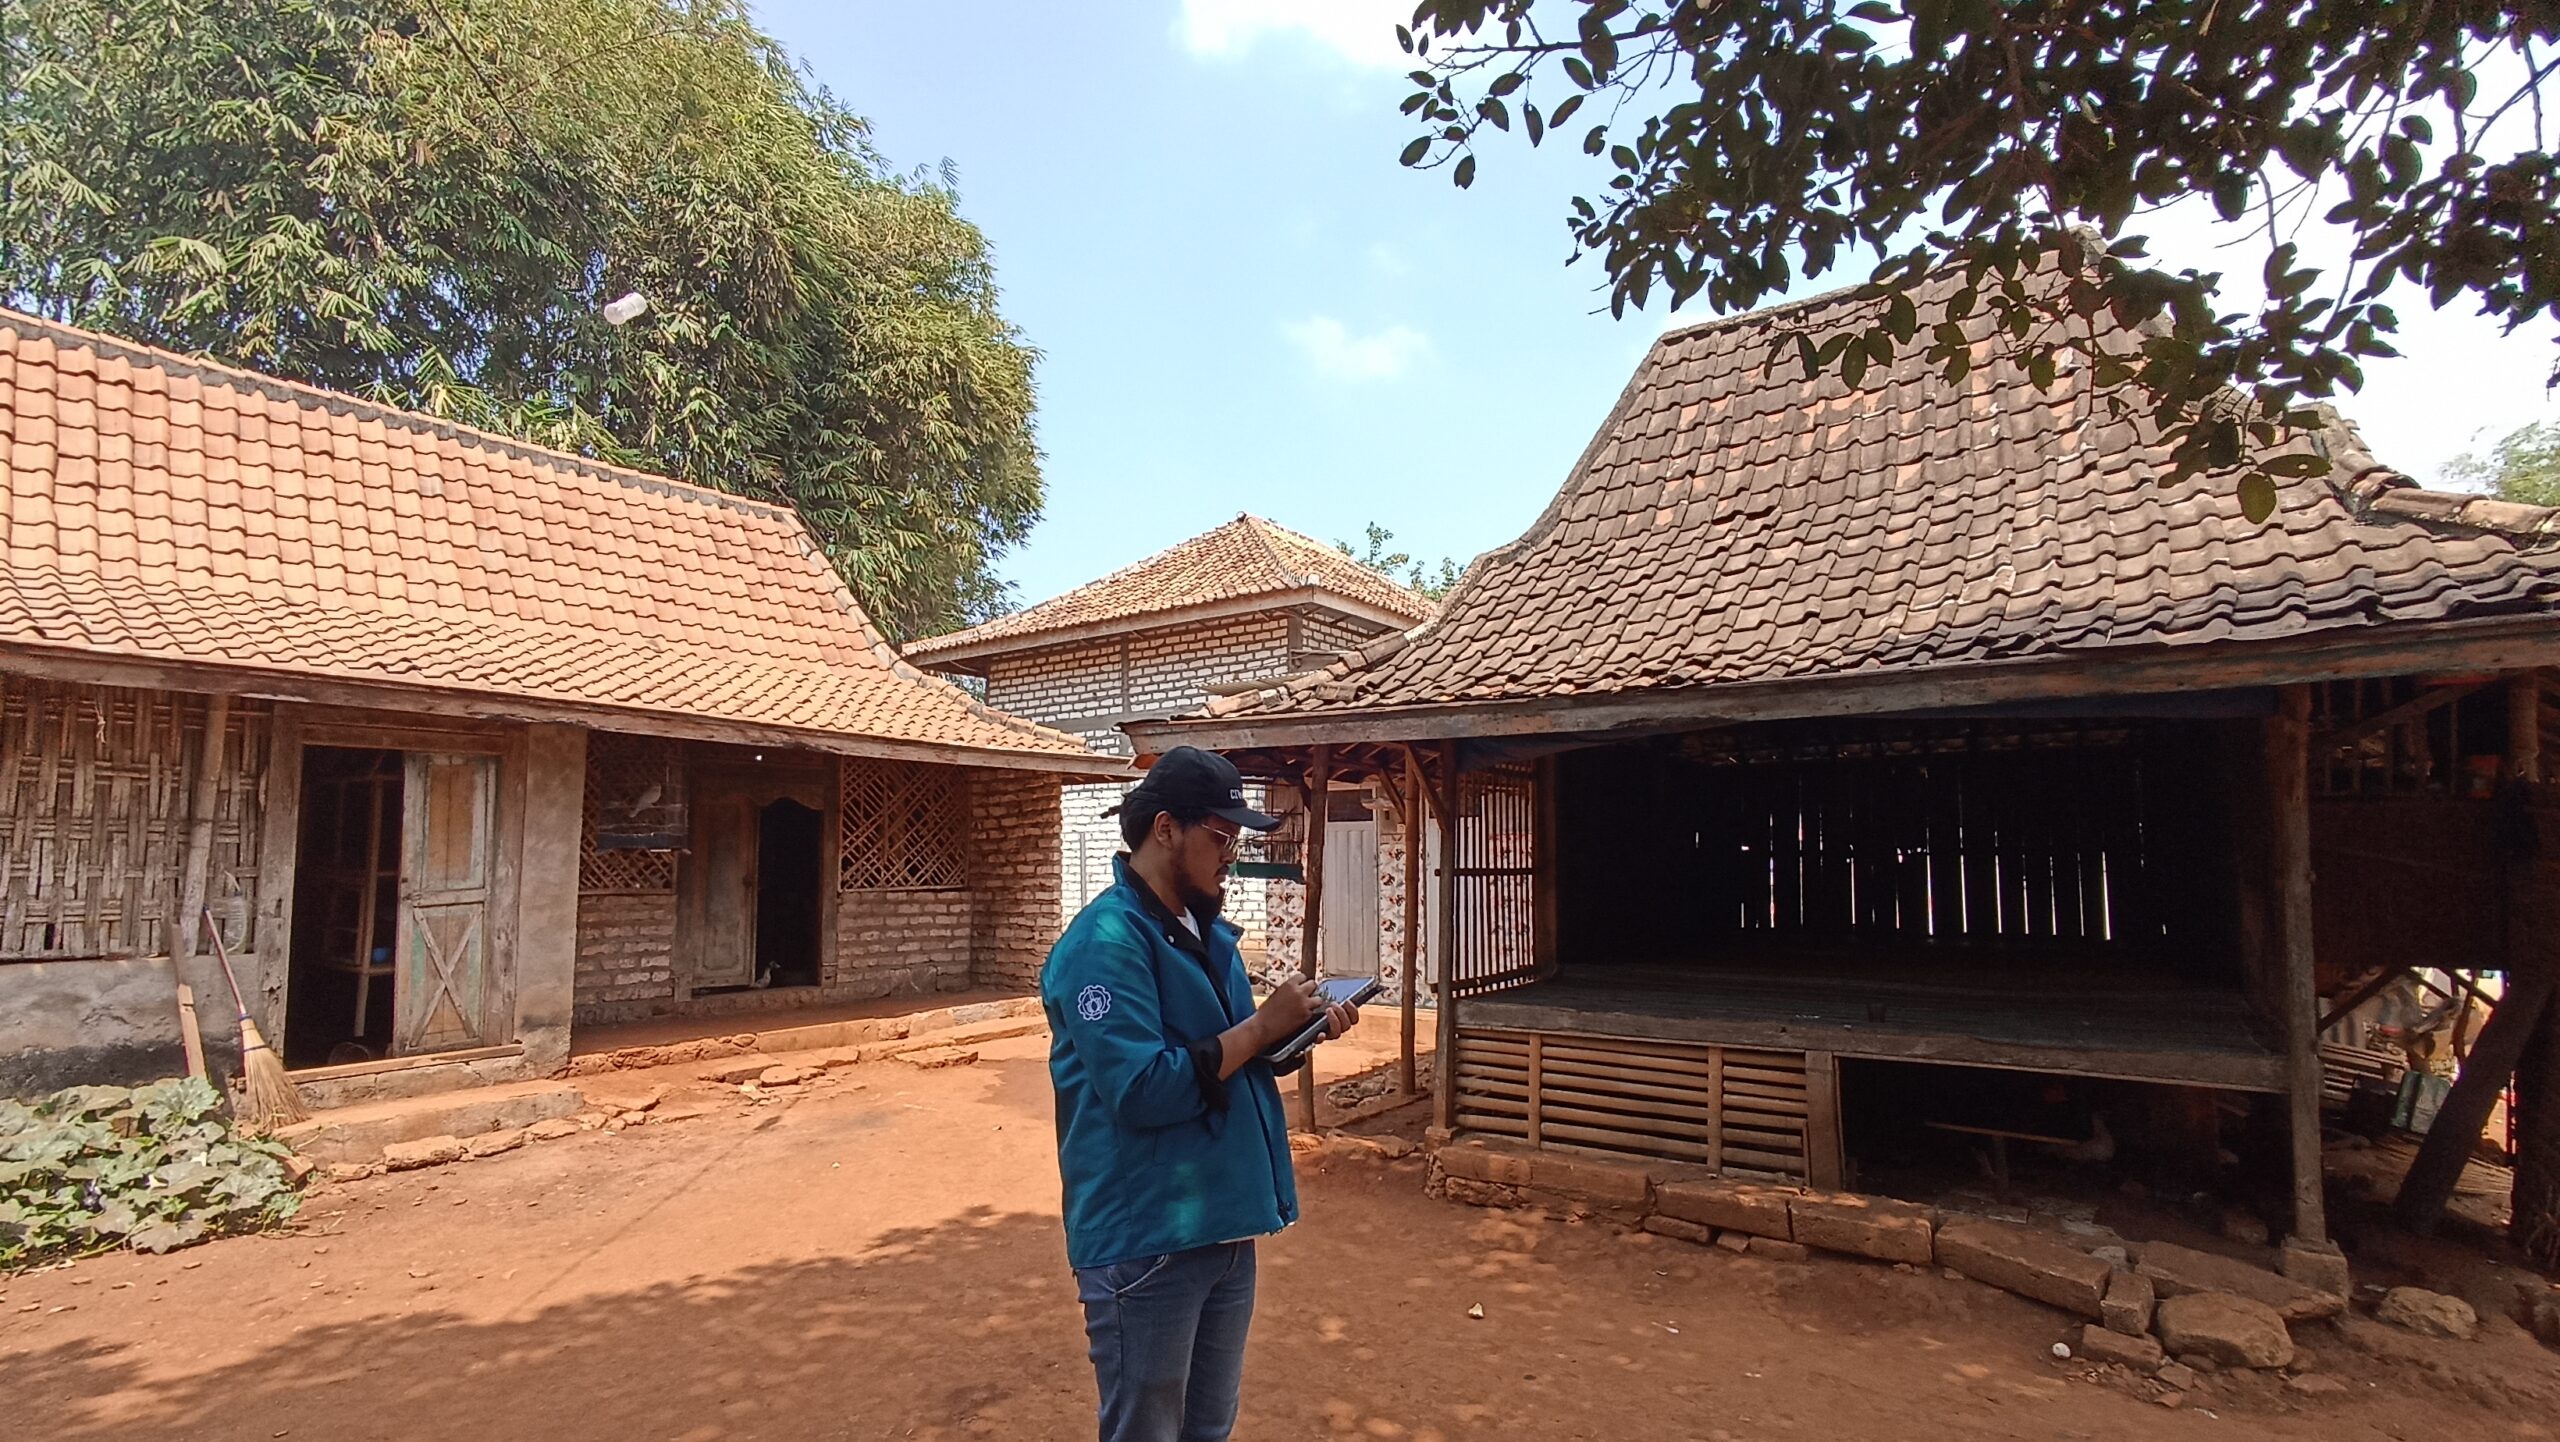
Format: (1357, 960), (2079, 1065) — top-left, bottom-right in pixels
(1175, 0), (1412, 69)
(1284, 315), (1433, 381)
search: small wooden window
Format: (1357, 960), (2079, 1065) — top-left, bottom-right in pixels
(839, 759), (969, 891)
(580, 734), (680, 893)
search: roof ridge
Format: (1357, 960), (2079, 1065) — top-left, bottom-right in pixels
(1240, 513), (1308, 587)
(0, 308), (804, 527)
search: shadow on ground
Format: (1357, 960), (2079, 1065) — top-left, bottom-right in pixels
(9, 1208), (1086, 1442)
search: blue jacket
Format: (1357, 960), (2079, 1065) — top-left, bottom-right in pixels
(1042, 856), (1299, 1270)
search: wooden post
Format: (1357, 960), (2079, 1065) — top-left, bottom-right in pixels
(2513, 670), (2543, 782)
(1433, 739), (1461, 1134)
(175, 692), (232, 983)
(174, 984), (207, 1081)
(1400, 745), (1424, 1098)
(2267, 686), (2329, 1245)
(1295, 745), (1331, 1130)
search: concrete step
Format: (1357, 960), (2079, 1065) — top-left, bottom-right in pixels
(274, 1079), (584, 1165)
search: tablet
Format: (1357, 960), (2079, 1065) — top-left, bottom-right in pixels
(1260, 977), (1380, 1066)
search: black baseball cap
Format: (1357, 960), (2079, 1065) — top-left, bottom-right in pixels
(1108, 746), (1282, 832)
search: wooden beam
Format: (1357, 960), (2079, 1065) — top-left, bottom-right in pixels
(2268, 686), (2329, 1244)
(2398, 970), (2557, 1232)
(1434, 739), (1461, 1133)
(1127, 614), (2560, 754)
(2312, 680), (2490, 754)
(1296, 745), (1331, 1130)
(174, 692), (232, 983)
(2515, 671), (2544, 782)
(1400, 745), (1424, 1097)
(2318, 965), (2411, 1033)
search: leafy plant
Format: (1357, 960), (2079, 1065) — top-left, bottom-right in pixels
(1335, 522), (1462, 600)
(1395, 0), (2560, 518)
(0, 0), (1041, 639)
(0, 1078), (303, 1270)
(2445, 416), (2560, 507)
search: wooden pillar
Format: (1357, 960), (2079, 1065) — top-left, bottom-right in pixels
(175, 692), (232, 974)
(1433, 739), (1461, 1134)
(1295, 745), (1331, 1130)
(1399, 745), (1424, 1098)
(2513, 670), (2543, 782)
(2267, 686), (2329, 1245)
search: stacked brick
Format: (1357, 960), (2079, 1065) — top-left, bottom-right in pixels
(969, 768), (1064, 991)
(572, 893), (678, 1010)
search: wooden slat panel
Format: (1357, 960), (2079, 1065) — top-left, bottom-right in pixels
(1454, 1026), (1812, 1179)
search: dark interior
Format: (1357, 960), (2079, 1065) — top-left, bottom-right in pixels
(285, 746), (403, 1068)
(755, 798), (824, 989)
(1554, 716), (2251, 987)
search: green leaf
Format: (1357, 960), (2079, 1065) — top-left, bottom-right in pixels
(1548, 94), (1583, 130)
(1455, 155), (1476, 189)
(2263, 453), (2331, 478)
(2239, 473), (2279, 523)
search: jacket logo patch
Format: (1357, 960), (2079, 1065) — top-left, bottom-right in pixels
(1076, 985), (1113, 1022)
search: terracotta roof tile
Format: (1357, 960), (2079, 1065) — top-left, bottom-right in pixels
(905, 513), (1434, 663)
(1199, 266), (2560, 726)
(0, 309), (1097, 766)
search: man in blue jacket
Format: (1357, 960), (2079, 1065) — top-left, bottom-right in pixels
(1043, 745), (1357, 1442)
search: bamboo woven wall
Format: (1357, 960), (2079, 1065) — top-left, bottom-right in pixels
(0, 678), (268, 960)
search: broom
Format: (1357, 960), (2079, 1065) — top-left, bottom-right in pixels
(202, 907), (307, 1130)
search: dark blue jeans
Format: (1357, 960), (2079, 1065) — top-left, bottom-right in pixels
(1074, 1240), (1257, 1442)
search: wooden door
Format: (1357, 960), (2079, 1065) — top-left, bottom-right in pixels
(395, 753), (497, 1055)
(692, 794), (756, 989)
(1321, 819), (1380, 977)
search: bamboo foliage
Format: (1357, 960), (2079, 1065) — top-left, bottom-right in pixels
(0, 679), (266, 960)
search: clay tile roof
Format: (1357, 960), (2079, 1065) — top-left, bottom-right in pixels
(0, 309), (1106, 769)
(1193, 267), (2560, 727)
(903, 513), (1435, 664)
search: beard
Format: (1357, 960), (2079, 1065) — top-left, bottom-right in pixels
(1176, 868), (1229, 919)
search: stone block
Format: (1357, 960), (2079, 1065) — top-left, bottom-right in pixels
(2077, 1323), (2164, 1370)
(896, 1046), (981, 1070)
(2279, 1237), (2351, 1299)
(2376, 1287), (2478, 1341)
(1935, 1219), (2113, 1318)
(381, 1136), (466, 1171)
(2137, 1241), (2342, 1322)
(2154, 1362), (2198, 1391)
(1525, 1152), (1651, 1208)
(1790, 1193), (1934, 1265)
(1714, 1231), (1751, 1254)
(700, 1056), (781, 1084)
(1655, 1178), (1795, 1239)
(1641, 1215), (1715, 1246)
(525, 1118), (580, 1142)
(2154, 1292), (2295, 1370)
(1747, 1237), (1810, 1263)
(464, 1128), (524, 1158)
(2103, 1269), (2157, 1337)
(1435, 1142), (1535, 1187)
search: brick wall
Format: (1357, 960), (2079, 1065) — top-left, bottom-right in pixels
(970, 768), (1063, 991)
(833, 889), (974, 997)
(1299, 609), (1383, 658)
(573, 892), (678, 1012)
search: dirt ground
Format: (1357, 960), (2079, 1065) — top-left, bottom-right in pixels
(6, 1022), (2558, 1442)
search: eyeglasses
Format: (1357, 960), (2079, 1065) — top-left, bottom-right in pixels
(1196, 823), (1244, 858)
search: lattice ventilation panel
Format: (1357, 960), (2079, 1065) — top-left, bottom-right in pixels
(840, 759), (969, 891)
(581, 734), (680, 893)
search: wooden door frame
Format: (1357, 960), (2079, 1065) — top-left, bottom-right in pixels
(676, 753), (838, 998)
(265, 711), (527, 1060)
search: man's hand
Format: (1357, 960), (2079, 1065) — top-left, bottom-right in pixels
(1322, 997), (1360, 1042)
(1254, 975), (1322, 1044)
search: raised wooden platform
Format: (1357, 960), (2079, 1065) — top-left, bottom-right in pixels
(1459, 961), (2285, 1093)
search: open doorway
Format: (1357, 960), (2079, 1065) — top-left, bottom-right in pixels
(754, 799), (824, 989)
(284, 747), (403, 1068)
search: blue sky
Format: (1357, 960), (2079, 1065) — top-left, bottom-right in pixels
(756, 1), (2560, 615)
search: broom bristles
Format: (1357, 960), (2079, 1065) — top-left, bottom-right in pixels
(233, 1014), (308, 1130)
